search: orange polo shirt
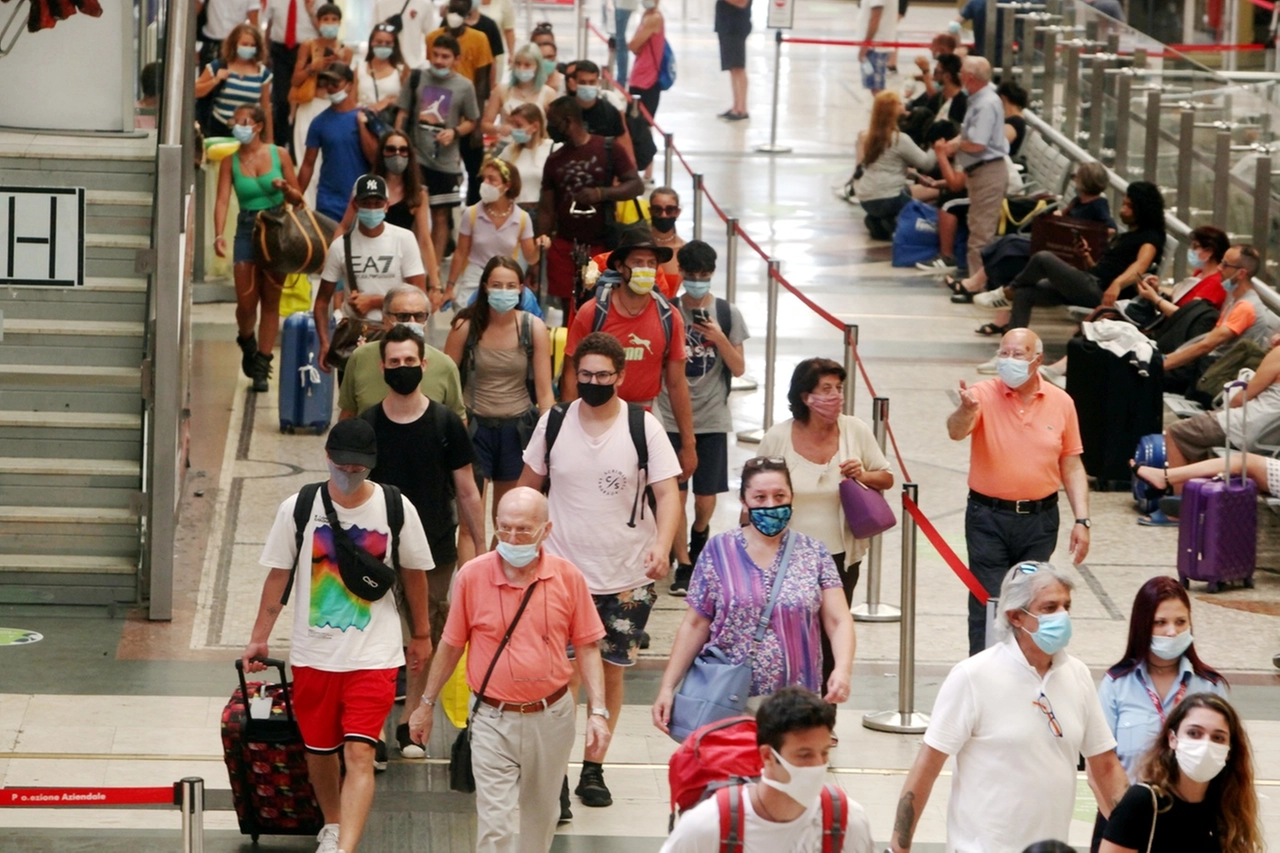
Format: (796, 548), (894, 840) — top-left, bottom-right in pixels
(442, 551), (604, 704)
(966, 377), (1083, 501)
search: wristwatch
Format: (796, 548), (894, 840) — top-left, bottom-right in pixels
(1075, 518), (1091, 529)
(588, 707), (610, 721)
(420, 696), (437, 707)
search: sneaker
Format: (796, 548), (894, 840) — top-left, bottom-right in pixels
(1039, 365), (1066, 389)
(559, 776), (573, 823)
(689, 526), (709, 566)
(236, 334), (257, 379)
(669, 563), (693, 596)
(576, 764), (613, 807)
(717, 108), (738, 119)
(834, 181), (858, 205)
(915, 255), (957, 273)
(976, 356), (999, 374)
(249, 351), (273, 393)
(973, 289), (1011, 309)
(397, 722), (425, 759)
(374, 739), (388, 772)
(639, 630), (650, 650)
(316, 823), (340, 853)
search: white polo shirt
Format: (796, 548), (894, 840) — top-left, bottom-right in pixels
(923, 637), (1116, 853)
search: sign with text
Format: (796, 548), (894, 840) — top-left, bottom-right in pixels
(0, 187), (86, 287)
(767, 0), (795, 29)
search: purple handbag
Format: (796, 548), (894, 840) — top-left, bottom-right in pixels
(839, 478), (896, 539)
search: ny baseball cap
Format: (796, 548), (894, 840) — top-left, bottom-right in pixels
(353, 173), (388, 201)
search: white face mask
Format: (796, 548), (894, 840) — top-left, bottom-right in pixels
(1174, 736), (1230, 783)
(759, 748), (828, 807)
(446, 11), (464, 28)
(479, 182), (503, 204)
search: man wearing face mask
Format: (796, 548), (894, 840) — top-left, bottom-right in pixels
(890, 563), (1129, 853)
(316, 175), (428, 372)
(427, 0), (495, 207)
(243, 417), (435, 853)
(408, 488), (608, 850)
(947, 327), (1090, 656)
(570, 60), (635, 163)
(297, 63), (379, 223)
(360, 324), (485, 760)
(338, 284), (466, 421)
(662, 687), (874, 852)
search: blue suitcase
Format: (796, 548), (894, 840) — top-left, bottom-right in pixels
(279, 312), (333, 434)
(1132, 433), (1165, 513)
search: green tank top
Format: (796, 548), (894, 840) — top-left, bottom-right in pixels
(231, 145), (285, 211)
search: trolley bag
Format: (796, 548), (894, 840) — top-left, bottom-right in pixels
(1177, 381), (1258, 593)
(279, 312), (334, 434)
(1065, 336), (1163, 490)
(222, 658), (324, 842)
(1132, 434), (1166, 514)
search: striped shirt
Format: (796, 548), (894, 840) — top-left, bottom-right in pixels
(212, 63), (274, 125)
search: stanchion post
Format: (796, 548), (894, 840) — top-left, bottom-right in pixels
(852, 396), (901, 624)
(755, 31), (793, 154)
(736, 259), (781, 444)
(692, 173), (704, 242)
(1143, 90), (1161, 184)
(1212, 130), (1231, 226)
(1253, 154), (1272, 272)
(725, 218), (757, 393)
(863, 483), (930, 733)
(180, 777), (204, 853)
(1114, 71), (1132, 177)
(842, 324), (858, 417)
(663, 132), (674, 188)
(1043, 29), (1059, 120)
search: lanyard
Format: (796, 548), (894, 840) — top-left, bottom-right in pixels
(1139, 670), (1187, 723)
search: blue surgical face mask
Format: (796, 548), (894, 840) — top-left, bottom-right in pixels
(372, 45), (394, 60)
(576, 85), (599, 103)
(231, 124), (257, 144)
(356, 207), (386, 228)
(1150, 629), (1193, 661)
(541, 58), (556, 76)
(996, 356), (1032, 389)
(683, 278), (712, 299)
(236, 45), (258, 60)
(319, 23), (340, 39)
(430, 64), (451, 78)
(488, 289), (520, 313)
(1222, 277), (1238, 293)
(747, 504), (792, 537)
(510, 127), (531, 144)
(1186, 248), (1201, 268)
(1021, 609), (1072, 655)
(514, 67), (536, 83)
(327, 88), (348, 105)
(496, 539), (540, 567)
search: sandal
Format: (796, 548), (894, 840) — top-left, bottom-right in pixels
(974, 322), (1008, 337)
(944, 275), (965, 294)
(1129, 458), (1172, 495)
(1138, 509), (1179, 527)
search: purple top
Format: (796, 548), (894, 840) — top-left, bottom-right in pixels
(688, 528), (841, 696)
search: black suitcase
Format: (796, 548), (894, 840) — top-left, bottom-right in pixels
(1065, 337), (1164, 491)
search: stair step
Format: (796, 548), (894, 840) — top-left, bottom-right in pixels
(84, 190), (153, 207)
(83, 277), (147, 292)
(0, 457), (139, 476)
(0, 554), (136, 575)
(0, 410), (140, 429)
(3, 319), (145, 337)
(86, 233), (150, 250)
(0, 506), (137, 524)
(0, 365), (140, 387)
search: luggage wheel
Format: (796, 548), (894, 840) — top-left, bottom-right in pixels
(1206, 582), (1221, 594)
(1244, 577), (1256, 589)
(1180, 577), (1190, 589)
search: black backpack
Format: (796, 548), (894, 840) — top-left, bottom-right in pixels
(544, 401), (652, 528)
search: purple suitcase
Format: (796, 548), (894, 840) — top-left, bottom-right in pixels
(1176, 381), (1258, 593)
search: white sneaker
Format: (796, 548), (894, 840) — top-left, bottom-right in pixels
(915, 255), (958, 273)
(1039, 365), (1067, 388)
(974, 289), (1011, 309)
(316, 823), (340, 853)
(976, 356), (999, 374)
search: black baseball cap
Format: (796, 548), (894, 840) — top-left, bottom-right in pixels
(325, 419), (377, 468)
(353, 173), (388, 201)
(318, 62), (354, 84)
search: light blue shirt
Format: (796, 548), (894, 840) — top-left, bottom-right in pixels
(956, 83), (1008, 170)
(1096, 655), (1228, 780)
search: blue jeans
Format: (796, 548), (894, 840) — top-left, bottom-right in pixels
(615, 7), (633, 86)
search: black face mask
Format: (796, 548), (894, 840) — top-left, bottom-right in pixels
(651, 216), (677, 233)
(384, 364), (423, 396)
(547, 123), (568, 144)
(578, 382), (616, 407)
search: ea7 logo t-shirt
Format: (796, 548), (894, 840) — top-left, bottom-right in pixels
(320, 223), (426, 324)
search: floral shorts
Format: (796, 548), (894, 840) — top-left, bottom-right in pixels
(569, 583), (656, 667)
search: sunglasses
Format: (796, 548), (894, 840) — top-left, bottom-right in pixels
(651, 205), (680, 215)
(383, 145), (411, 156)
(743, 456), (787, 470)
(389, 311), (428, 322)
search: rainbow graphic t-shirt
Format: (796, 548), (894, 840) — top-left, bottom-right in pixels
(308, 523), (390, 632)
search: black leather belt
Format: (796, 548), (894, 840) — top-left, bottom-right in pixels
(968, 490), (1058, 514)
(965, 158), (1003, 173)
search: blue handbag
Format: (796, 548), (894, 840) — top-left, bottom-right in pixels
(668, 532), (798, 742)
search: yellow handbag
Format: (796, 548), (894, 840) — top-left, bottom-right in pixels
(278, 273), (313, 317)
(440, 646), (471, 729)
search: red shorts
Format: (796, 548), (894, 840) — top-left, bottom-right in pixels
(546, 236), (606, 299)
(290, 666), (397, 753)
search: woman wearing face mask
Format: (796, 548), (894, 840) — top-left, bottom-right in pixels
(480, 43), (558, 139)
(355, 23), (409, 119)
(652, 457), (857, 735)
(289, 3), (353, 206)
(757, 358), (893, 685)
(213, 104), (304, 393)
(1090, 577), (1228, 850)
(498, 103), (554, 209)
(444, 257), (555, 564)
(447, 158), (539, 308)
(627, 0), (665, 181)
(194, 23), (275, 142)
(1100, 693), (1260, 853)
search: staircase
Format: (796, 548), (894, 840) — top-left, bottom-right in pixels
(0, 131), (153, 612)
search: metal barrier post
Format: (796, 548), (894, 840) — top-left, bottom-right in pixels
(179, 777), (204, 853)
(663, 132), (674, 188)
(985, 0), (998, 70)
(1063, 44), (1082, 141)
(1114, 70), (1132, 177)
(1018, 15), (1034, 95)
(842, 324), (858, 416)
(1143, 90), (1161, 184)
(726, 218), (757, 392)
(1043, 29), (1059, 119)
(1001, 6), (1017, 80)
(1176, 110), (1194, 230)
(852, 397), (901, 624)
(1254, 155), (1272, 272)
(692, 173), (704, 242)
(1212, 131), (1231, 227)
(755, 30), (792, 154)
(1087, 56), (1107, 156)
(575, 0), (587, 62)
(736, 259), (781, 444)
(863, 483), (929, 733)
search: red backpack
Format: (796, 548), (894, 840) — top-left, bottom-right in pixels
(715, 783), (849, 853)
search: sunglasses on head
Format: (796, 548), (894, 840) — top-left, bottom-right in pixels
(743, 456), (787, 471)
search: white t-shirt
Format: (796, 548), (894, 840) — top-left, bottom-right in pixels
(321, 223), (426, 323)
(259, 484), (435, 672)
(923, 638), (1117, 853)
(264, 0), (319, 45)
(661, 786), (875, 853)
(374, 0), (434, 68)
(202, 0), (258, 40)
(522, 401), (681, 594)
(499, 139), (553, 205)
(855, 0), (897, 47)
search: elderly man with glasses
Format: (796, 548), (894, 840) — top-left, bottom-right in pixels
(889, 562), (1129, 853)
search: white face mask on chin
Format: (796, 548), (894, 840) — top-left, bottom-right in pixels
(758, 748), (828, 808)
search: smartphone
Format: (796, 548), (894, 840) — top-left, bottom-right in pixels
(692, 308), (711, 325)
(324, 47), (335, 57)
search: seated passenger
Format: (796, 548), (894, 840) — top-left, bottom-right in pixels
(854, 91), (937, 241)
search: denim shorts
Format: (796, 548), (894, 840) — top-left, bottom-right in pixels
(233, 208), (260, 264)
(468, 413), (532, 482)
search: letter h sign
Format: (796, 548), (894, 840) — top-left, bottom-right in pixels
(0, 187), (86, 287)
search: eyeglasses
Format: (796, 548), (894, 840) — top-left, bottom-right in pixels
(1220, 262), (1241, 272)
(651, 205), (680, 215)
(389, 311), (428, 322)
(1015, 562), (1042, 575)
(1034, 691), (1064, 738)
(374, 23), (397, 32)
(576, 369), (618, 384)
(383, 145), (411, 156)
(496, 524), (544, 544)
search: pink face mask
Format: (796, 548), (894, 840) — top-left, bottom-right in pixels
(805, 392), (843, 423)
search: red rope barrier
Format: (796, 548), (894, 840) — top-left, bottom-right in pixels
(779, 37), (937, 48)
(902, 495), (988, 605)
(1, 786), (177, 807)
(1165, 41), (1266, 51)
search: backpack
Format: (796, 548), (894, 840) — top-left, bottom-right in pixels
(459, 309), (536, 406)
(590, 283), (676, 363)
(544, 400), (651, 527)
(715, 783), (849, 853)
(658, 41), (677, 91)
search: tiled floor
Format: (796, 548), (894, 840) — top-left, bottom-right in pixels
(2, 0), (1280, 850)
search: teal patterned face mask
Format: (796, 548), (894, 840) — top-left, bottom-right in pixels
(748, 505), (792, 537)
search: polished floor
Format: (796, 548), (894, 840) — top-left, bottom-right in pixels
(2, 0), (1279, 850)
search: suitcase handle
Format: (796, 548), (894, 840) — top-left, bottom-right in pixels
(1224, 380), (1248, 486)
(236, 657), (299, 724)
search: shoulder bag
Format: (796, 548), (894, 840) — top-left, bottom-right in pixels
(1142, 783), (1159, 853)
(324, 230), (387, 370)
(667, 532), (798, 743)
(253, 203), (338, 277)
(449, 578), (540, 792)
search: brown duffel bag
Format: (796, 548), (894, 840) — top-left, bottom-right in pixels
(253, 204), (337, 276)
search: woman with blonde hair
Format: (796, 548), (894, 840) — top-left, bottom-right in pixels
(1100, 693), (1261, 853)
(480, 42), (558, 139)
(497, 103), (553, 208)
(852, 90), (935, 240)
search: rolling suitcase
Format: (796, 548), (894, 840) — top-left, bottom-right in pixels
(221, 658), (325, 842)
(1132, 434), (1166, 514)
(279, 312), (333, 434)
(1177, 381), (1257, 593)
